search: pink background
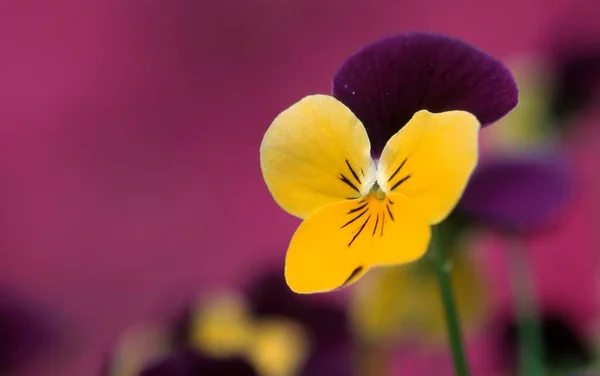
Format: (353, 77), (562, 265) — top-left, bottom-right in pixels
(1, 0), (600, 374)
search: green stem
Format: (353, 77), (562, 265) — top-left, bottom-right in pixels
(507, 235), (545, 376)
(430, 228), (471, 376)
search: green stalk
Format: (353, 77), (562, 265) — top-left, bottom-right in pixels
(507, 235), (545, 376)
(430, 227), (471, 376)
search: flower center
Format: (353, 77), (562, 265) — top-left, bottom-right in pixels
(369, 181), (387, 200)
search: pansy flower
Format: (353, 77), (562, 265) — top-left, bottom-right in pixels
(260, 32), (518, 293)
(104, 322), (260, 376)
(104, 281), (353, 376)
(173, 291), (310, 376)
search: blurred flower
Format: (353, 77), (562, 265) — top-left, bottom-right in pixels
(186, 291), (309, 376)
(106, 273), (353, 376)
(457, 154), (571, 231)
(260, 32), (517, 294)
(0, 289), (69, 373)
(350, 235), (487, 345)
(497, 310), (593, 374)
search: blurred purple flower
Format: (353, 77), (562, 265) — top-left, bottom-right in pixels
(107, 270), (354, 376)
(497, 309), (593, 373)
(166, 269), (352, 376)
(0, 289), (68, 373)
(457, 155), (571, 230)
(333, 32), (518, 157)
(139, 350), (258, 376)
(245, 270), (351, 350)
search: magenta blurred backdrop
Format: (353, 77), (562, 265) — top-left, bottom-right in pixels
(2, 0), (600, 374)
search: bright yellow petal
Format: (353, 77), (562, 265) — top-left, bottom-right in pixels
(260, 95), (374, 219)
(285, 193), (431, 294)
(376, 110), (479, 224)
(190, 292), (253, 357)
(247, 319), (309, 376)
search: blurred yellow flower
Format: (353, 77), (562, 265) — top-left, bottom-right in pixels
(190, 291), (309, 376)
(350, 236), (488, 345)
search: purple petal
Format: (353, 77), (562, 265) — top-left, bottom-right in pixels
(0, 289), (69, 372)
(458, 155), (571, 230)
(333, 32), (518, 156)
(139, 350), (258, 376)
(245, 270), (350, 349)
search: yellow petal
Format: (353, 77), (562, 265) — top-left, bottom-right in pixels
(190, 292), (253, 357)
(247, 319), (309, 376)
(377, 110), (479, 224)
(285, 192), (431, 294)
(260, 95), (374, 219)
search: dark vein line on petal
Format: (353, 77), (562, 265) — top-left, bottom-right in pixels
(341, 208), (368, 229)
(372, 213), (379, 236)
(390, 175), (411, 191)
(349, 215), (371, 246)
(339, 174), (360, 192)
(388, 158), (408, 182)
(388, 198), (394, 205)
(380, 211), (385, 237)
(341, 266), (364, 287)
(386, 205), (395, 222)
(348, 202), (368, 214)
(345, 159), (362, 185)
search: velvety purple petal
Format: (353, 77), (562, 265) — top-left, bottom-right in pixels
(0, 289), (69, 372)
(139, 350), (258, 376)
(458, 155), (571, 230)
(245, 270), (350, 349)
(498, 310), (592, 373)
(333, 32), (518, 156)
